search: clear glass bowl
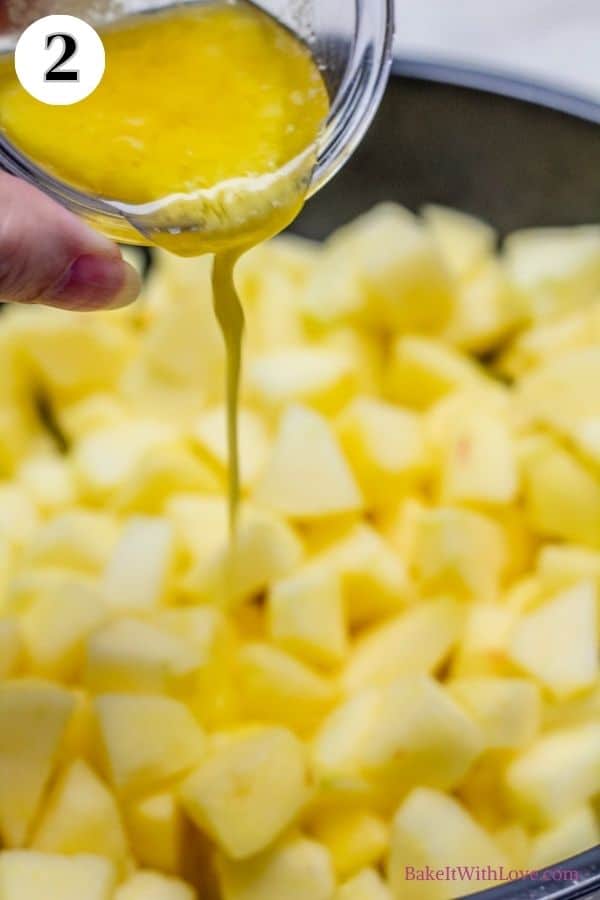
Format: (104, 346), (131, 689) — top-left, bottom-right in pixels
(0, 0), (395, 244)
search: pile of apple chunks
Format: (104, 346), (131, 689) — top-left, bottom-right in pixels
(1, 203), (600, 900)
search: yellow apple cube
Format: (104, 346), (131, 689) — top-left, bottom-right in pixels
(312, 688), (383, 781)
(0, 680), (75, 846)
(103, 516), (175, 613)
(21, 581), (106, 680)
(385, 336), (486, 410)
(0, 851), (116, 900)
(315, 524), (410, 627)
(506, 722), (600, 823)
(255, 405), (363, 520)
(193, 406), (269, 489)
(508, 581), (598, 697)
(180, 726), (309, 858)
(311, 808), (389, 879)
(31, 759), (130, 871)
(448, 677), (541, 749)
(342, 597), (464, 693)
(0, 485), (39, 547)
(451, 603), (518, 677)
(95, 693), (205, 796)
(26, 510), (119, 573)
(248, 347), (357, 417)
(422, 205), (496, 280)
(18, 454), (76, 514)
(269, 564), (347, 667)
(184, 508), (303, 609)
(218, 836), (335, 900)
(360, 677), (484, 799)
(126, 792), (185, 874)
(336, 868), (392, 900)
(115, 871), (196, 900)
(337, 397), (427, 508)
(528, 806), (600, 870)
(408, 506), (507, 602)
(521, 437), (600, 547)
(388, 788), (509, 900)
(237, 643), (337, 734)
(84, 618), (200, 695)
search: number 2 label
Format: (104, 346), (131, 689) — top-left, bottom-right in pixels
(44, 33), (79, 82)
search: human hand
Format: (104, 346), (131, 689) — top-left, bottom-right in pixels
(0, 171), (141, 310)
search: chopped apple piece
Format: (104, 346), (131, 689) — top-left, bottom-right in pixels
(114, 444), (221, 513)
(218, 836), (335, 900)
(385, 336), (486, 410)
(165, 494), (228, 565)
(269, 564), (347, 667)
(508, 581), (598, 698)
(444, 260), (523, 353)
(388, 788), (509, 900)
(0, 851), (117, 900)
(255, 405), (362, 520)
(74, 420), (177, 501)
(360, 677), (484, 800)
(248, 347), (357, 416)
(311, 807), (388, 879)
(21, 581), (106, 680)
(184, 507), (302, 609)
(180, 727), (309, 858)
(18, 455), (75, 514)
(521, 436), (600, 547)
(342, 597), (463, 692)
(422, 205), (496, 280)
(528, 805), (600, 870)
(312, 688), (383, 781)
(506, 722), (600, 823)
(448, 677), (541, 748)
(115, 871), (196, 900)
(451, 603), (518, 677)
(84, 619), (200, 695)
(0, 680), (75, 846)
(337, 397), (427, 508)
(237, 643), (337, 734)
(31, 759), (130, 871)
(504, 225), (600, 318)
(433, 408), (518, 506)
(95, 693), (205, 796)
(103, 516), (175, 613)
(408, 505), (507, 602)
(0, 485), (39, 547)
(26, 510), (119, 573)
(335, 868), (392, 900)
(126, 792), (185, 874)
(315, 524), (410, 627)
(193, 406), (269, 489)
(302, 204), (454, 333)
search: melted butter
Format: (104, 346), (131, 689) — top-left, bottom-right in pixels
(0, 1), (329, 527)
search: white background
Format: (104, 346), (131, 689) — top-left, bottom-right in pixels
(395, 0), (600, 100)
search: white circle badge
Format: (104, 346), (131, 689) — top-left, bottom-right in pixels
(14, 14), (105, 106)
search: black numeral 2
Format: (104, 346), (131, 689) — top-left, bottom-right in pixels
(44, 33), (79, 82)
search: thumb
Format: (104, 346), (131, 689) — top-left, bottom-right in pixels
(0, 172), (141, 310)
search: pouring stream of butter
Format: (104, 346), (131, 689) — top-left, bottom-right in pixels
(0, 0), (330, 529)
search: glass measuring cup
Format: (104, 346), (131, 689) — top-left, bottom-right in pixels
(0, 0), (395, 245)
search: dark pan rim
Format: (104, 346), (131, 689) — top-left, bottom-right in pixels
(393, 55), (600, 124)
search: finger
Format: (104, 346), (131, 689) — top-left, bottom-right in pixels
(0, 172), (141, 310)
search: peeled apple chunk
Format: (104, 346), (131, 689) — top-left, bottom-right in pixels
(218, 836), (335, 900)
(0, 851), (117, 900)
(388, 788), (509, 900)
(95, 693), (205, 796)
(115, 871), (196, 900)
(507, 581), (599, 697)
(180, 726), (309, 858)
(0, 680), (75, 846)
(254, 405), (363, 520)
(31, 759), (130, 871)
(335, 868), (392, 900)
